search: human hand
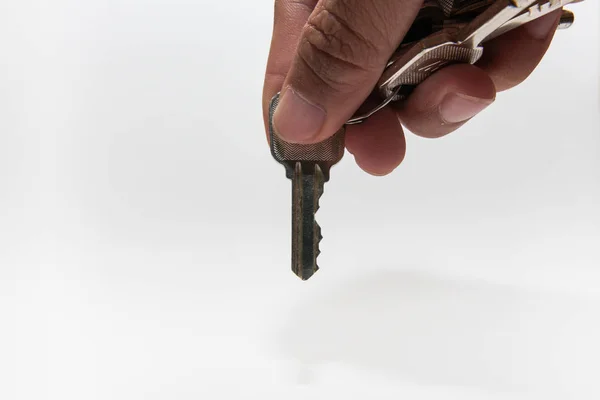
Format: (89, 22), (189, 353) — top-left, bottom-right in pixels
(262, 0), (563, 176)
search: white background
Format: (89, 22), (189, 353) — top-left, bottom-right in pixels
(1, 1), (599, 399)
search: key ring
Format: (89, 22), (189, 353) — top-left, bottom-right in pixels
(345, 85), (403, 125)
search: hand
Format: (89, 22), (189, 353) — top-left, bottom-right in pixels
(262, 0), (563, 176)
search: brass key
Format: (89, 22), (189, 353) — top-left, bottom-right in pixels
(269, 94), (345, 280)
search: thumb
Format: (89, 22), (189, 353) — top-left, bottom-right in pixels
(272, 0), (424, 144)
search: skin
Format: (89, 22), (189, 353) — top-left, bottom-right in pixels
(262, 0), (563, 176)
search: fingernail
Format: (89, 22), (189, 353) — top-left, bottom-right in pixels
(524, 12), (560, 40)
(439, 93), (494, 124)
(272, 87), (326, 142)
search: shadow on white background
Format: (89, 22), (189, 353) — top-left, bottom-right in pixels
(277, 269), (600, 397)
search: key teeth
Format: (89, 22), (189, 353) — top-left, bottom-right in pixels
(316, 221), (322, 257)
(302, 166), (324, 282)
(301, 215), (322, 282)
(315, 189), (323, 260)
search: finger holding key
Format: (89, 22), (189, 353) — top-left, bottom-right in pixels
(395, 9), (562, 139)
(263, 1), (580, 176)
(267, 0), (424, 145)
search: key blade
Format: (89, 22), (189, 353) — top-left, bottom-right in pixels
(291, 162), (324, 281)
(456, 0), (539, 47)
(482, 0), (582, 43)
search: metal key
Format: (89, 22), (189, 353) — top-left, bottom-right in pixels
(483, 0), (581, 42)
(347, 0), (584, 124)
(269, 93), (345, 281)
(378, 0), (582, 101)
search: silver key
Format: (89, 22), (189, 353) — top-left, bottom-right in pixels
(483, 0), (581, 42)
(378, 0), (582, 100)
(347, 0), (583, 124)
(269, 93), (345, 280)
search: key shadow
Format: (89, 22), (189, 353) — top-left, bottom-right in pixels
(275, 269), (599, 396)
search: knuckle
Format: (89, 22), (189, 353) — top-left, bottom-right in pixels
(274, 0), (316, 19)
(298, 3), (386, 93)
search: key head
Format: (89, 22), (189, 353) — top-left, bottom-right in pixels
(269, 93), (345, 182)
(378, 30), (484, 100)
(437, 0), (498, 16)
